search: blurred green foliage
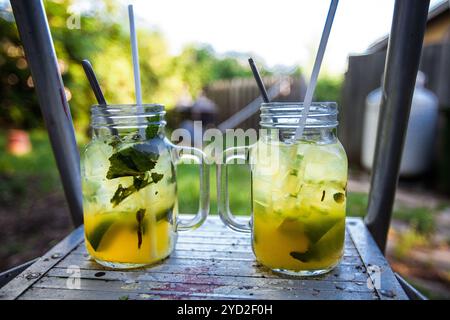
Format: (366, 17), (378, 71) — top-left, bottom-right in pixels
(172, 44), (253, 97)
(0, 130), (60, 205)
(346, 192), (436, 235)
(313, 74), (343, 104)
(177, 163), (251, 215)
(0, 0), (254, 133)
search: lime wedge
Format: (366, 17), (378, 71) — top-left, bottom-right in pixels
(156, 209), (171, 222)
(290, 219), (345, 263)
(277, 218), (305, 235)
(302, 215), (341, 244)
(86, 219), (115, 251)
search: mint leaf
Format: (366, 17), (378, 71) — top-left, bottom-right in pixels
(107, 142), (164, 207)
(145, 115), (161, 140)
(110, 172), (164, 207)
(151, 172), (164, 183)
(110, 184), (135, 207)
(133, 174), (151, 191)
(108, 137), (121, 148)
(106, 144), (159, 179)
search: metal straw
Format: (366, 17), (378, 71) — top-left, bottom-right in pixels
(128, 4), (146, 137)
(81, 59), (118, 136)
(294, 0), (339, 140)
(248, 58), (270, 103)
(128, 4), (142, 106)
(81, 59), (107, 105)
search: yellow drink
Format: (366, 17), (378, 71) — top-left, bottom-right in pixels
(81, 137), (177, 268)
(251, 139), (347, 275)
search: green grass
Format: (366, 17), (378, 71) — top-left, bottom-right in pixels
(0, 130), (61, 205)
(344, 192), (435, 235)
(346, 192), (369, 218)
(394, 207), (435, 234)
(177, 163), (251, 215)
(0, 131), (57, 178)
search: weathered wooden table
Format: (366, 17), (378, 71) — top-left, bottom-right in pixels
(0, 216), (407, 300)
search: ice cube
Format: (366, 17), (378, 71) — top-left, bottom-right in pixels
(303, 144), (347, 183)
(253, 199), (270, 215)
(253, 177), (273, 208)
(82, 177), (100, 201)
(82, 140), (113, 178)
(278, 171), (302, 196)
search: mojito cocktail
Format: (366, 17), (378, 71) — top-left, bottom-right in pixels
(81, 105), (179, 268)
(218, 102), (347, 276)
(251, 139), (347, 275)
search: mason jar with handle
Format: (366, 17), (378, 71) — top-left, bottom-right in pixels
(218, 102), (348, 276)
(81, 104), (209, 269)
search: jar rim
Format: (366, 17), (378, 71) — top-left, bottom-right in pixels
(260, 101), (338, 130)
(90, 104), (166, 131)
(91, 103), (165, 113)
(261, 101), (337, 112)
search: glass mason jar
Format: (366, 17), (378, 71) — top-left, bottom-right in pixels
(81, 104), (209, 269)
(218, 102), (347, 276)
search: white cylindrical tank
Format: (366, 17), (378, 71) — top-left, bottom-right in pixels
(361, 71), (439, 176)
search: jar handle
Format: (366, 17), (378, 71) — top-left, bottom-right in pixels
(217, 146), (252, 233)
(172, 145), (210, 231)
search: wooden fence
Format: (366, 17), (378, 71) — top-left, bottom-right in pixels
(204, 75), (306, 130)
(340, 42), (450, 193)
(340, 42), (450, 165)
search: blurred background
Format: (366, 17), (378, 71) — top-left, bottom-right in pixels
(0, 0), (449, 298)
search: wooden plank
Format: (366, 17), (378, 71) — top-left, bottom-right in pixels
(0, 226), (84, 300)
(19, 287), (241, 300)
(55, 256), (369, 283)
(45, 267), (372, 292)
(68, 250), (362, 265)
(347, 218), (408, 300)
(420, 43), (450, 108)
(340, 51), (386, 164)
(206, 76), (305, 130)
(20, 286), (377, 300)
(65, 251), (362, 267)
(28, 276), (377, 300)
(0, 258), (38, 288)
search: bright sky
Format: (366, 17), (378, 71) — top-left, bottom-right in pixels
(116, 0), (442, 75)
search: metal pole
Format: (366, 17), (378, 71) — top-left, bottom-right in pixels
(365, 0), (430, 252)
(10, 0), (83, 227)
